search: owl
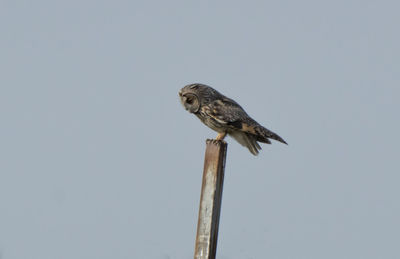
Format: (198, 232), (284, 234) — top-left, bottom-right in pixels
(179, 83), (287, 155)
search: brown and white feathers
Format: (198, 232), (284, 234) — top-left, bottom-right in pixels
(179, 83), (287, 155)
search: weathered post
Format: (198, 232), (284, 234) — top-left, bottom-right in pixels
(194, 139), (228, 259)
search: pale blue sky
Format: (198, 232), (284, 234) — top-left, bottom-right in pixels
(1, 1), (399, 258)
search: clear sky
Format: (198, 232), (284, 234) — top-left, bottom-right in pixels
(1, 1), (399, 258)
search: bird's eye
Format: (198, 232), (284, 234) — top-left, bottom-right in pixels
(186, 98), (193, 104)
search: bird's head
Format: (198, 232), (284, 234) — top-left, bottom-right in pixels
(179, 83), (220, 113)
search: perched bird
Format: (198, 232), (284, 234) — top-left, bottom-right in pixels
(179, 83), (287, 155)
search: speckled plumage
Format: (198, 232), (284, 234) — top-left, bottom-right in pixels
(179, 83), (287, 155)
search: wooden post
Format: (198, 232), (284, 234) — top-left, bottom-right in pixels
(194, 139), (228, 259)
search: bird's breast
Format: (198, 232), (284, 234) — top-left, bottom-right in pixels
(196, 110), (226, 133)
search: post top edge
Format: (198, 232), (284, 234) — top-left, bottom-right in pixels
(206, 139), (227, 146)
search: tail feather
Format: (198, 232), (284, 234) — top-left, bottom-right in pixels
(256, 126), (288, 145)
(230, 132), (261, 156)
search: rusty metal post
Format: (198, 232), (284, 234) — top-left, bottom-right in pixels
(194, 139), (228, 259)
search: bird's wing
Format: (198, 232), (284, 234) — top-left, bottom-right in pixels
(205, 98), (260, 133)
(206, 98), (287, 145)
(205, 98), (248, 125)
